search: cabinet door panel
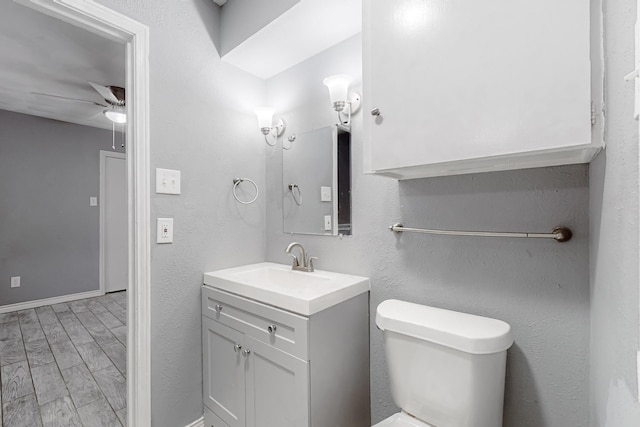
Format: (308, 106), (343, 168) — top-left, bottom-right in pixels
(205, 406), (230, 427)
(365, 0), (591, 172)
(203, 318), (246, 427)
(244, 336), (310, 427)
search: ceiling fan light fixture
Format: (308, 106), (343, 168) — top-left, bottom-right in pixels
(104, 109), (127, 124)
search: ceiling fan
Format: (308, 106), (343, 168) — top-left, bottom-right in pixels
(31, 81), (126, 124)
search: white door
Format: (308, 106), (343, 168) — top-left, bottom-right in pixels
(100, 151), (127, 293)
(245, 336), (309, 427)
(203, 318), (246, 427)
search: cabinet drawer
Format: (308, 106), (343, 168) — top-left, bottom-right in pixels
(202, 286), (309, 360)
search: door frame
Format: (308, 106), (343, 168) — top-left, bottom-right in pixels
(15, 1), (152, 425)
(99, 150), (126, 294)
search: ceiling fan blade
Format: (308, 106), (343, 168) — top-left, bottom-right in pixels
(31, 92), (107, 107)
(89, 81), (120, 104)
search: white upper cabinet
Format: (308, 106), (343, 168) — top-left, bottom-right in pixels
(363, 0), (602, 179)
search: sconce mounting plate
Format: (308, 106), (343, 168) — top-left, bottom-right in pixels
(349, 93), (361, 114)
(273, 118), (286, 136)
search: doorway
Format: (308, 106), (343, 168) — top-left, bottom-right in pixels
(12, 0), (151, 425)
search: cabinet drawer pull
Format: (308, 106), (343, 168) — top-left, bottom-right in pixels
(233, 344), (242, 353)
(215, 304), (223, 313)
(370, 107), (381, 117)
(242, 349), (251, 357)
(267, 325), (277, 334)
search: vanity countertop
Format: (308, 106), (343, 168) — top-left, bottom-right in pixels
(203, 262), (370, 315)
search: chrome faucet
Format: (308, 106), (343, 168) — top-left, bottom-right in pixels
(285, 242), (317, 272)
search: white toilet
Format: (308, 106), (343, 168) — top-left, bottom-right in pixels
(374, 299), (514, 427)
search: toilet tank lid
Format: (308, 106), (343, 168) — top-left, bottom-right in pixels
(376, 300), (513, 354)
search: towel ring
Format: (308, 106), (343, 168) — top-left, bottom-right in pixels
(233, 178), (259, 204)
(288, 183), (303, 206)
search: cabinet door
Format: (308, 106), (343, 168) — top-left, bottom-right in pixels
(203, 317), (246, 427)
(364, 0), (592, 175)
(244, 336), (310, 427)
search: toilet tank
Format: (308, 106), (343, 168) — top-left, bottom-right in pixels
(376, 300), (513, 427)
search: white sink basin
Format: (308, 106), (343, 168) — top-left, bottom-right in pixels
(203, 262), (370, 315)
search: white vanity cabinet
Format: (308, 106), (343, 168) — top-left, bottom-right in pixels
(202, 285), (370, 427)
(363, 0), (602, 179)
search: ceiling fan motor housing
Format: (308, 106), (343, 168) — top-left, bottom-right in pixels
(106, 86), (125, 106)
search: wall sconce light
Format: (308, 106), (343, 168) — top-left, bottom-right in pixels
(255, 107), (286, 147)
(322, 74), (361, 128)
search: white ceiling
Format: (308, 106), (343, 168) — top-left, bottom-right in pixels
(0, 1), (125, 130)
(221, 0), (361, 79)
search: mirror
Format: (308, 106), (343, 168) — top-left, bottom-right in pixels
(283, 125), (352, 236)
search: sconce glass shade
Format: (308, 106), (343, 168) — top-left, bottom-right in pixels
(255, 107), (274, 133)
(104, 109), (127, 124)
(323, 74), (352, 111)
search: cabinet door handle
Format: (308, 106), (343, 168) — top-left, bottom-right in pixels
(370, 107), (381, 117)
(267, 325), (277, 334)
(233, 344), (242, 353)
(242, 349), (251, 357)
(214, 304), (222, 313)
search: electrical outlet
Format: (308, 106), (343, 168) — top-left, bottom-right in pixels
(157, 218), (174, 243)
(324, 215), (332, 231)
(10, 276), (20, 288)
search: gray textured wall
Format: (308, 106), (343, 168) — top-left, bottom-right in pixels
(265, 37), (591, 427)
(589, 0), (640, 424)
(0, 110), (123, 306)
(92, 1), (267, 426)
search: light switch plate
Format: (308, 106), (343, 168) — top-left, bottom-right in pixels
(90, 197), (98, 206)
(156, 168), (181, 195)
(324, 215), (332, 231)
(321, 186), (332, 202)
(157, 218), (174, 243)
(11, 276), (20, 288)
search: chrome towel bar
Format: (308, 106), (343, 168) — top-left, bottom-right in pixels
(388, 223), (572, 243)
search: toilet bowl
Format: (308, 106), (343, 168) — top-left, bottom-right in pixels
(373, 299), (513, 427)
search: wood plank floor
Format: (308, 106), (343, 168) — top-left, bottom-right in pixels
(0, 292), (127, 427)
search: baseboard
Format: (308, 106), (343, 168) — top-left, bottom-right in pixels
(0, 290), (105, 314)
(184, 416), (204, 427)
